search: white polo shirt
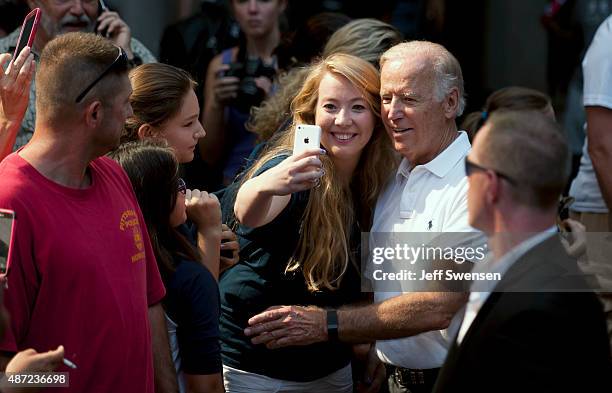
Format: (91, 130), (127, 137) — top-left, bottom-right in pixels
(370, 131), (482, 369)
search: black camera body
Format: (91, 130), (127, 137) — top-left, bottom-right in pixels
(224, 57), (276, 112)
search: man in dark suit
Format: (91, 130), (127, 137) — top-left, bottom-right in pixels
(433, 110), (612, 393)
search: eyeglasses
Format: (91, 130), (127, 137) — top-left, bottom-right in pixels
(75, 46), (128, 103)
(464, 157), (517, 186)
(177, 178), (187, 195)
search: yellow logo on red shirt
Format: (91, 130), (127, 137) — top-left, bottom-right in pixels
(119, 210), (145, 263)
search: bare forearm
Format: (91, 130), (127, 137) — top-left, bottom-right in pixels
(0, 118), (19, 161)
(592, 156), (612, 209)
(148, 303), (179, 393)
(337, 292), (467, 342)
(586, 106), (612, 210)
(234, 176), (289, 227)
(197, 230), (222, 280)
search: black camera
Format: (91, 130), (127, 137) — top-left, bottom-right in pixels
(224, 57), (276, 112)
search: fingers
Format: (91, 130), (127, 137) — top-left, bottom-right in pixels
(96, 11), (124, 33)
(220, 224), (237, 240)
(0, 53), (11, 73)
(245, 316), (289, 338)
(220, 239), (238, 252)
(247, 305), (289, 326)
(292, 147), (326, 161)
(34, 345), (64, 371)
(14, 57), (34, 96)
(563, 218), (585, 233)
(5, 46), (31, 80)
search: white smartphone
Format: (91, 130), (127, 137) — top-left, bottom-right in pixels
(293, 125), (322, 156)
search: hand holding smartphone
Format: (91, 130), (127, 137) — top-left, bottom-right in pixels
(293, 125), (322, 156)
(13, 8), (41, 60)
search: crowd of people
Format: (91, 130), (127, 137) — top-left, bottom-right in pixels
(0, 1), (611, 393)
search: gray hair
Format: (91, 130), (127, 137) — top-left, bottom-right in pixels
(380, 41), (466, 116)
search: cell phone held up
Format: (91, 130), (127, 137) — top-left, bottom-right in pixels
(13, 8), (41, 59)
(0, 209), (16, 277)
(293, 125), (322, 156)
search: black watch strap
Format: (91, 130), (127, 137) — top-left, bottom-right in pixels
(327, 309), (338, 341)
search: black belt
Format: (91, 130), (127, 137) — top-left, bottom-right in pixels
(387, 365), (441, 386)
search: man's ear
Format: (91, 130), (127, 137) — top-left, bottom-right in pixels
(137, 124), (157, 139)
(485, 171), (500, 205)
(443, 87), (460, 119)
(84, 101), (103, 129)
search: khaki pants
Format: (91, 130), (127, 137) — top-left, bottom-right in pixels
(570, 210), (612, 352)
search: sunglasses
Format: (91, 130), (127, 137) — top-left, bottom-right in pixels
(75, 46), (128, 103)
(464, 156), (517, 186)
(177, 178), (187, 195)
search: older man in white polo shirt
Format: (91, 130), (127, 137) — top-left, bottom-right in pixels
(243, 41), (479, 393)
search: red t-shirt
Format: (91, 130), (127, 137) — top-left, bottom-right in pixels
(0, 153), (166, 392)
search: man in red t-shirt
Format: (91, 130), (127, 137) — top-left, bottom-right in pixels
(0, 33), (178, 392)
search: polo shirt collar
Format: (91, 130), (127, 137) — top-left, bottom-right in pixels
(396, 131), (471, 180)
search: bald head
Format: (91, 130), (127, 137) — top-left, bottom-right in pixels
(380, 41), (466, 116)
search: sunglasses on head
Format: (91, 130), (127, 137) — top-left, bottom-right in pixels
(464, 156), (517, 186)
(75, 46), (128, 103)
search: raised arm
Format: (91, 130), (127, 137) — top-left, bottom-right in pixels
(234, 149), (323, 228)
(0, 48), (35, 161)
(185, 190), (222, 280)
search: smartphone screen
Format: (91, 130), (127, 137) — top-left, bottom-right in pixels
(13, 8), (41, 59)
(0, 210), (15, 276)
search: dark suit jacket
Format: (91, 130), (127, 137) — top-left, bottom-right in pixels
(433, 235), (612, 393)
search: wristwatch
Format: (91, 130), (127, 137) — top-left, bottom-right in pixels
(327, 309), (339, 341)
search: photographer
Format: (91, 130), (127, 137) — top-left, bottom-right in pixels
(202, 0), (286, 187)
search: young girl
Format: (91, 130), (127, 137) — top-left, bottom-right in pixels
(219, 53), (397, 391)
(122, 62), (239, 278)
(110, 141), (223, 393)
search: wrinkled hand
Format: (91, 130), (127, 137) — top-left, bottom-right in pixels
(258, 148), (324, 196)
(97, 11), (133, 58)
(6, 345), (64, 373)
(212, 64), (240, 105)
(0, 47), (34, 124)
(355, 345), (386, 393)
(220, 224), (239, 271)
(186, 189), (222, 234)
(244, 305), (328, 349)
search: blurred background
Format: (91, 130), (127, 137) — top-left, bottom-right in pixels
(1, 0), (610, 136)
